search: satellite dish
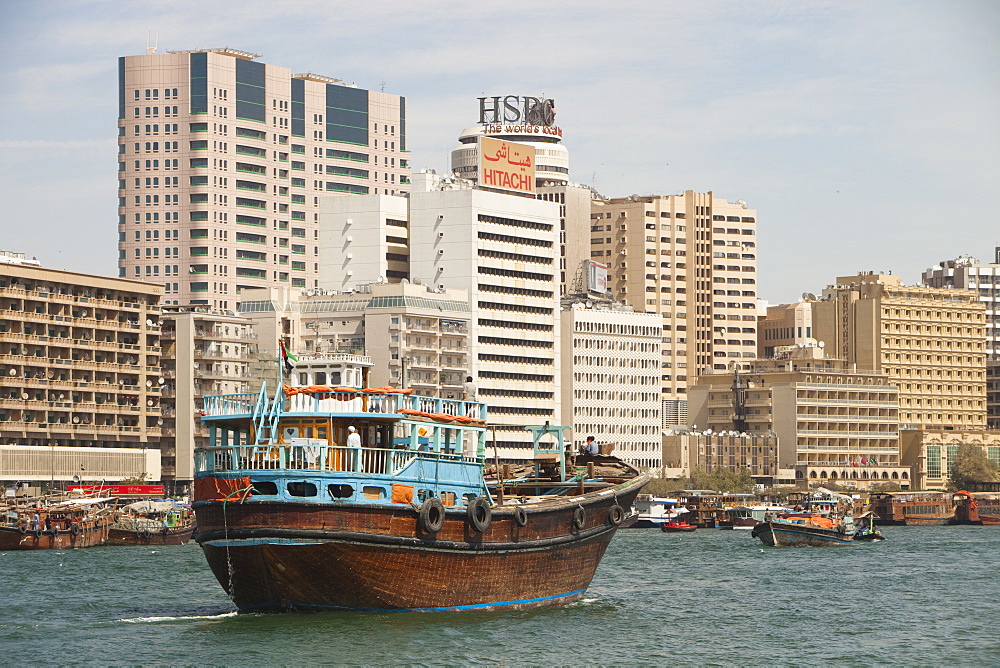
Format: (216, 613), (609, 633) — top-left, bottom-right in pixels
(801, 292), (818, 302)
(818, 341), (826, 348)
(146, 380), (153, 387)
(21, 393), (29, 400)
(80, 309), (88, 316)
(146, 319), (153, 326)
(73, 416), (80, 424)
(71, 475), (81, 483)
(147, 400), (154, 406)
(157, 419), (163, 426)
(59, 393), (65, 400)
(8, 368), (15, 377)
(306, 289), (316, 296)
(189, 267), (197, 273)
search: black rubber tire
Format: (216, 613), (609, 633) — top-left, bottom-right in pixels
(467, 497), (492, 533)
(70, 524), (81, 536)
(18, 526), (27, 535)
(34, 529), (43, 539)
(513, 506), (528, 528)
(418, 498), (445, 534)
(572, 506), (586, 531)
(608, 504), (626, 526)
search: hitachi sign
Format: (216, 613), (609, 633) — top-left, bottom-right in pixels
(478, 95), (556, 126)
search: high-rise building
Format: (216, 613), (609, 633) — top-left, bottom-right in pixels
(812, 272), (987, 429)
(922, 250), (1000, 428)
(757, 301), (815, 358)
(117, 48), (409, 308)
(407, 172), (562, 458)
(0, 258), (162, 488)
(590, 192), (759, 418)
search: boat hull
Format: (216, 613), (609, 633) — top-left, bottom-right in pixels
(195, 485), (642, 612)
(0, 524), (110, 550)
(751, 521), (854, 547)
(106, 525), (195, 546)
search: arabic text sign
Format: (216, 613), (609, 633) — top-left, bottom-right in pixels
(479, 137), (535, 195)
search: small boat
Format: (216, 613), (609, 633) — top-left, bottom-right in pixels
(192, 354), (648, 613)
(631, 494), (682, 528)
(723, 504), (790, 530)
(106, 500), (195, 546)
(0, 496), (117, 550)
(751, 488), (857, 547)
(868, 492), (954, 525)
(853, 512), (886, 542)
(660, 520), (696, 532)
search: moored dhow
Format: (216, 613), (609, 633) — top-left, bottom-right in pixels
(0, 496), (117, 550)
(192, 355), (647, 613)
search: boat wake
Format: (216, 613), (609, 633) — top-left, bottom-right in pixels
(118, 611), (237, 624)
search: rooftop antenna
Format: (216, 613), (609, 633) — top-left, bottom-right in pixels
(380, 76), (386, 92)
(146, 30), (158, 55)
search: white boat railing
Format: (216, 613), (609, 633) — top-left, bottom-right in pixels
(201, 390), (487, 422)
(196, 444), (481, 478)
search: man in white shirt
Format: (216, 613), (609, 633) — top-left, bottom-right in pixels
(347, 426), (361, 471)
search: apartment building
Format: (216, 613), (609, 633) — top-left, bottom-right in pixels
(687, 343), (909, 489)
(117, 48), (409, 307)
(559, 300), (662, 469)
(240, 282), (471, 399)
(158, 307), (258, 491)
(0, 259), (162, 486)
(901, 428), (1000, 489)
(812, 272), (986, 430)
(590, 191), (759, 419)
(922, 250), (1000, 428)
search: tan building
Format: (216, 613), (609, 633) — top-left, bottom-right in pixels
(922, 250), (1000, 428)
(661, 432), (780, 481)
(0, 260), (162, 486)
(687, 344), (909, 489)
(240, 282), (472, 400)
(118, 48), (410, 308)
(590, 191), (759, 419)
(559, 300), (662, 468)
(158, 307), (258, 491)
(758, 301), (815, 358)
(901, 428), (1000, 489)
(812, 272), (987, 430)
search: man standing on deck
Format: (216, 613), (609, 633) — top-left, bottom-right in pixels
(347, 426), (362, 472)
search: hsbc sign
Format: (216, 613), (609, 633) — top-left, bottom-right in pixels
(478, 95), (556, 126)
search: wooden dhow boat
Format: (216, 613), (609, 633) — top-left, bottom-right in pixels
(192, 355), (648, 613)
(0, 495), (117, 550)
(751, 488), (858, 547)
(106, 500), (195, 546)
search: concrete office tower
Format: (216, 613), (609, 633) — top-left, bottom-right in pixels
(239, 283), (471, 398)
(687, 343), (909, 490)
(922, 250), (1000, 428)
(450, 97), (594, 297)
(591, 192), (759, 422)
(158, 307), (258, 492)
(319, 195), (409, 292)
(118, 48), (409, 308)
(409, 172), (561, 458)
(812, 272), (987, 429)
(0, 260), (162, 488)
(559, 300), (662, 469)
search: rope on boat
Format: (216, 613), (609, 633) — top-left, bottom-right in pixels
(221, 484), (257, 512)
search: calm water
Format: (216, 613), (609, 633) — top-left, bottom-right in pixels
(2, 526), (998, 666)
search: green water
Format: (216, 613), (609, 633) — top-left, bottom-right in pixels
(2, 526), (997, 666)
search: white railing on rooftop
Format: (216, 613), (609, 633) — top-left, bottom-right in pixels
(202, 390), (487, 422)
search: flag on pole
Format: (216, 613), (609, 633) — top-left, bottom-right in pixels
(279, 340), (297, 376)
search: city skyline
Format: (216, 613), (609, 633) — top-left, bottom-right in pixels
(0, 1), (997, 305)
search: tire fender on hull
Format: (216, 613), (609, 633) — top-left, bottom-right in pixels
(418, 498), (445, 534)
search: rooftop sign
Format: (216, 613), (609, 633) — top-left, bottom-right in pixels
(478, 137), (535, 195)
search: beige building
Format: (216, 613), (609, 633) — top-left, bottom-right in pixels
(158, 307), (258, 491)
(0, 260), (162, 486)
(240, 282), (472, 399)
(687, 344), (909, 489)
(559, 300), (662, 468)
(901, 428), (1000, 490)
(812, 272), (987, 430)
(662, 432), (780, 481)
(118, 47), (410, 308)
(758, 301), (815, 358)
(922, 250), (1000, 429)
(590, 191), (759, 419)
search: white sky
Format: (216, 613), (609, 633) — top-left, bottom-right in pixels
(0, 0), (997, 304)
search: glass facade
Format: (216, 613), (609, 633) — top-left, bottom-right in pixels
(235, 59), (266, 123)
(190, 53), (207, 114)
(291, 78), (305, 137)
(927, 445), (941, 478)
(326, 85), (368, 146)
